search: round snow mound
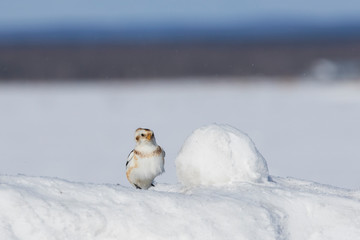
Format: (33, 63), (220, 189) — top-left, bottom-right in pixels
(176, 124), (269, 186)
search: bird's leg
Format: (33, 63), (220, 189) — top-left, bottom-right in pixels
(134, 184), (142, 189)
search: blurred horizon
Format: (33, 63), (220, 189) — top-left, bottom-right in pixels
(1, 0), (360, 80)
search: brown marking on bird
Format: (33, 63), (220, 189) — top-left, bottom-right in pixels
(126, 155), (139, 182)
(136, 128), (152, 132)
(154, 146), (162, 155)
(133, 146), (162, 158)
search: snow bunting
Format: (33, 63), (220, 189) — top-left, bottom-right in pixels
(126, 128), (165, 189)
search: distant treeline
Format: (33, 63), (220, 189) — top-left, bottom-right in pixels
(1, 40), (360, 80)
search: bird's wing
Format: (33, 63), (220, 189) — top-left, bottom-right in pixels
(126, 150), (134, 168)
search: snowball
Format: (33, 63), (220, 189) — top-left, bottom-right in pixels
(176, 124), (269, 186)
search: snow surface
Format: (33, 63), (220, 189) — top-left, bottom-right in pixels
(176, 124), (269, 186)
(1, 174), (359, 240)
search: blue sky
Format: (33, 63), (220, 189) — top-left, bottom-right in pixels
(1, 0), (360, 30)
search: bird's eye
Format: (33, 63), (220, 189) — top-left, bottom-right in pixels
(141, 134), (145, 137)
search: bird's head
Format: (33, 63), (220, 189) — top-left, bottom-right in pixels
(135, 128), (156, 145)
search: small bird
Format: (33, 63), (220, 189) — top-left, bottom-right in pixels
(126, 128), (165, 189)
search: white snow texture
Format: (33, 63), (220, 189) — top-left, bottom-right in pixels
(176, 124), (269, 186)
(1, 175), (360, 240)
(1, 124), (360, 239)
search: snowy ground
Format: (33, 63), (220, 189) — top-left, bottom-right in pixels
(1, 174), (359, 240)
(0, 78), (360, 189)
(1, 79), (360, 239)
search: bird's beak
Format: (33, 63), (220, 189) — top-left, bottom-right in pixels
(146, 132), (153, 140)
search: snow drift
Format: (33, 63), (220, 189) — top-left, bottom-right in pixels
(176, 124), (269, 186)
(0, 175), (360, 240)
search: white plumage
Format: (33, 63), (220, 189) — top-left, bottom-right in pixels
(126, 128), (165, 189)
